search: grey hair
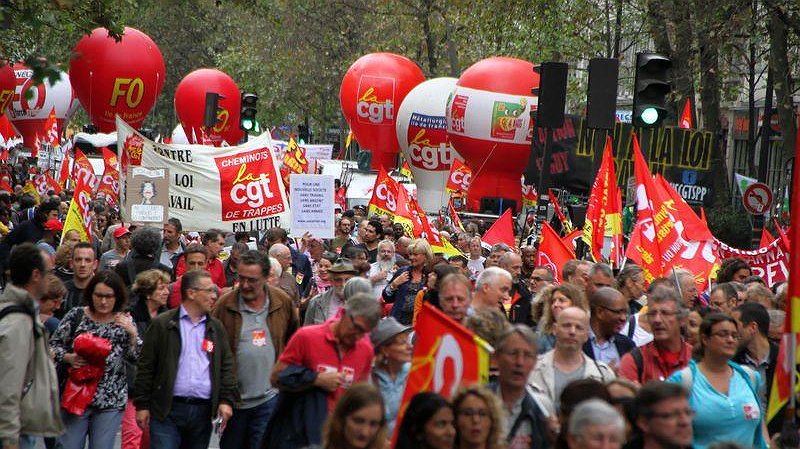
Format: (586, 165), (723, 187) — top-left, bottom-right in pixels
(490, 243), (511, 253)
(567, 399), (625, 437)
(131, 226), (163, 256)
(667, 268), (693, 285)
(476, 266), (513, 290)
(648, 285), (689, 318)
(268, 243), (290, 257)
(377, 239), (395, 251)
(769, 309), (786, 328)
(496, 324), (538, 353)
(498, 251), (521, 268)
(343, 292), (383, 327)
(589, 263), (612, 278)
(344, 277), (373, 299)
(269, 257), (282, 277)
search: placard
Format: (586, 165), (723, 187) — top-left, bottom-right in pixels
(126, 167), (169, 224)
(289, 174), (335, 239)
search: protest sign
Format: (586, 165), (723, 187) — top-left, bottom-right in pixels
(126, 167), (169, 224)
(117, 117), (291, 232)
(289, 174), (335, 239)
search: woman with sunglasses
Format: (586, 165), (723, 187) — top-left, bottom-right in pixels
(667, 313), (767, 449)
(49, 271), (140, 449)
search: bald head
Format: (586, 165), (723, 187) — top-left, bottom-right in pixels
(554, 306), (590, 351)
(590, 286), (625, 308)
(558, 306), (590, 326)
(590, 286), (628, 336)
(268, 243), (292, 269)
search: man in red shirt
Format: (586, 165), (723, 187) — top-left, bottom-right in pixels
(174, 229), (227, 289)
(619, 286), (693, 383)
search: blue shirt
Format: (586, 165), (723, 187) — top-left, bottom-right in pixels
(373, 363), (410, 435)
(172, 305), (212, 399)
(667, 360), (765, 449)
(588, 327), (621, 366)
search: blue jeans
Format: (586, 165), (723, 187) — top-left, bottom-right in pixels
(149, 401), (212, 449)
(219, 396), (277, 449)
(58, 408), (123, 449)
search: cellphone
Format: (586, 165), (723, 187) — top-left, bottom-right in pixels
(212, 415), (223, 434)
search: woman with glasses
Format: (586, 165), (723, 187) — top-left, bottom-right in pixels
(452, 385), (506, 449)
(384, 239), (433, 326)
(534, 284), (587, 354)
(50, 270), (141, 449)
(666, 313), (767, 449)
(395, 392), (456, 449)
(370, 317), (412, 434)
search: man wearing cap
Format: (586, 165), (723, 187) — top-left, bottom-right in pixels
(304, 259), (358, 325)
(99, 226), (131, 271)
(370, 317), (412, 434)
(35, 218), (63, 257)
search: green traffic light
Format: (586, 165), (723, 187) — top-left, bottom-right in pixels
(640, 107), (659, 125)
(241, 119), (255, 131)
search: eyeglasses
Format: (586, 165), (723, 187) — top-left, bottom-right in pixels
(347, 313), (370, 334)
(598, 304), (629, 317)
(458, 408), (490, 419)
(92, 292), (116, 300)
(711, 331), (740, 340)
(238, 274), (263, 285)
(650, 408), (696, 420)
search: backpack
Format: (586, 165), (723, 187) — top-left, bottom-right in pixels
(0, 304), (65, 436)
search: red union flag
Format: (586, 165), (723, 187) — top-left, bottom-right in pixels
(393, 302), (490, 441)
(583, 137), (622, 265)
(356, 75), (395, 125)
(62, 173), (95, 243)
(71, 148), (97, 191)
(538, 222), (575, 284)
(98, 148), (120, 205)
(282, 137), (309, 174)
(368, 167), (403, 217)
(32, 174), (49, 197)
(58, 151), (71, 188)
(215, 147), (285, 222)
(445, 158), (472, 193)
(43, 107), (59, 146)
(121, 133), (145, 171)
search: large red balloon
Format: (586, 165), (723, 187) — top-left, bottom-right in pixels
(174, 69), (243, 146)
(69, 27), (165, 133)
(446, 57), (539, 212)
(340, 53), (425, 170)
(0, 63), (15, 115)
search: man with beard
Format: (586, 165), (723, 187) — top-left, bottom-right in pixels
(343, 219), (383, 263)
(304, 260), (358, 325)
(159, 218), (184, 270)
(367, 240), (397, 298)
(520, 246), (537, 281)
(584, 287), (636, 369)
(498, 252), (534, 327)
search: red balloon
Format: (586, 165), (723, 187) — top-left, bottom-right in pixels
(0, 63), (15, 115)
(174, 69), (243, 146)
(69, 27), (165, 133)
(446, 57), (539, 212)
(340, 53), (425, 169)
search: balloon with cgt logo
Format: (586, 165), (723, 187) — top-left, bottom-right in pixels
(446, 57), (539, 213)
(340, 53), (425, 170)
(174, 68), (243, 147)
(69, 27), (165, 133)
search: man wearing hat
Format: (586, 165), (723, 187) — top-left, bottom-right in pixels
(370, 317), (412, 434)
(35, 218), (63, 256)
(99, 226), (131, 271)
(304, 259), (358, 325)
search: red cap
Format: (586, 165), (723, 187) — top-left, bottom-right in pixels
(113, 226), (131, 238)
(44, 218), (63, 231)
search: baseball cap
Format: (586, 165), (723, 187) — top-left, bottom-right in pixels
(44, 218), (63, 231)
(113, 226), (131, 238)
(370, 317), (411, 349)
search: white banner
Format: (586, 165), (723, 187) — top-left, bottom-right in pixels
(289, 174), (335, 239)
(117, 117), (291, 233)
(271, 140), (333, 161)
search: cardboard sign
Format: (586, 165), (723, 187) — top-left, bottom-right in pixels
(126, 167), (169, 224)
(289, 174), (335, 239)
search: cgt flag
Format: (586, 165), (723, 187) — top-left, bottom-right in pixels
(62, 172), (97, 243)
(394, 302), (491, 441)
(445, 158), (472, 194)
(97, 147), (120, 205)
(583, 137), (623, 266)
(367, 167), (414, 232)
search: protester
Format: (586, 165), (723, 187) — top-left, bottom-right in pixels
(535, 283), (588, 354)
(53, 240), (76, 283)
(158, 218), (184, 270)
(566, 399), (625, 449)
(395, 392), (456, 449)
(708, 282), (738, 314)
(223, 242), (249, 288)
(485, 243), (511, 269)
(686, 310), (703, 348)
(305, 259), (359, 325)
(498, 253), (534, 327)
(134, 270), (237, 449)
(624, 382), (693, 449)
(472, 266), (513, 312)
(584, 287), (635, 368)
(619, 286), (692, 383)
(59, 242), (98, 319)
(38, 273), (66, 334)
(666, 313), (767, 449)
(448, 254), (470, 277)
(384, 238), (432, 325)
(616, 265), (646, 314)
(115, 226), (172, 288)
(266, 293), (381, 449)
(99, 226), (131, 271)
(263, 227), (314, 298)
(370, 317), (412, 434)
(584, 263), (614, 301)
(561, 260), (591, 289)
(489, 325), (554, 449)
(667, 269), (700, 308)
(0, 197), (60, 272)
(268, 243), (300, 303)
(395, 235), (412, 260)
(320, 383), (387, 449)
(330, 217), (355, 253)
(467, 236), (486, 279)
(212, 250), (297, 449)
(716, 258), (751, 284)
(520, 246), (537, 281)
(452, 385), (506, 449)
(529, 266), (555, 294)
(529, 307), (614, 408)
(745, 284), (775, 310)
(35, 218), (62, 256)
(0, 243), (63, 449)
(368, 239), (397, 298)
(167, 243), (210, 308)
(344, 219), (383, 263)
(439, 273), (473, 324)
(50, 271), (140, 449)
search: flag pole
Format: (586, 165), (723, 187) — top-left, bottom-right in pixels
(671, 266), (683, 299)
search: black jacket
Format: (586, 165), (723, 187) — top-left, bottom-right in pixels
(115, 250), (172, 287)
(262, 364), (328, 449)
(582, 332), (636, 361)
(290, 246), (313, 298)
(488, 382), (549, 449)
(507, 280), (534, 327)
(133, 308), (238, 421)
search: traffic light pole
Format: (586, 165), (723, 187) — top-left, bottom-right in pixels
(533, 127), (554, 250)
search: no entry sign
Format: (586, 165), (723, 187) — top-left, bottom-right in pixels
(742, 182), (773, 215)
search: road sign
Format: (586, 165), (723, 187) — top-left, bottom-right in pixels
(742, 182), (773, 215)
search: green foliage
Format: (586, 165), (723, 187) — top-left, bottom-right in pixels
(707, 203), (753, 248)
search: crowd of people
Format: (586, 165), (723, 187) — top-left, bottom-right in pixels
(0, 187), (791, 449)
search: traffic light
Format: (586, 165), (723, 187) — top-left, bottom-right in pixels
(240, 92), (258, 132)
(203, 92), (223, 129)
(633, 53), (672, 128)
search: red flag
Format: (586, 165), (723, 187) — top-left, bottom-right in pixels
(367, 167), (415, 233)
(521, 184), (537, 208)
(44, 173), (62, 195)
(393, 302), (490, 442)
(0, 115), (16, 141)
(445, 158), (472, 193)
(761, 227), (776, 248)
(774, 218), (791, 252)
(548, 189), (573, 234)
(582, 137), (623, 265)
(97, 147), (120, 205)
(537, 222), (575, 284)
(31, 133), (41, 158)
(71, 148), (97, 188)
(58, 151), (71, 188)
(448, 201), (465, 232)
(679, 98), (693, 129)
(481, 208), (515, 249)
(561, 229), (583, 251)
(0, 148), (7, 162)
(0, 177), (11, 192)
(43, 107), (59, 146)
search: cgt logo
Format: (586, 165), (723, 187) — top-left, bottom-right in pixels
(215, 149), (285, 221)
(407, 114), (454, 171)
(449, 168), (471, 191)
(375, 182), (397, 212)
(356, 76), (395, 125)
